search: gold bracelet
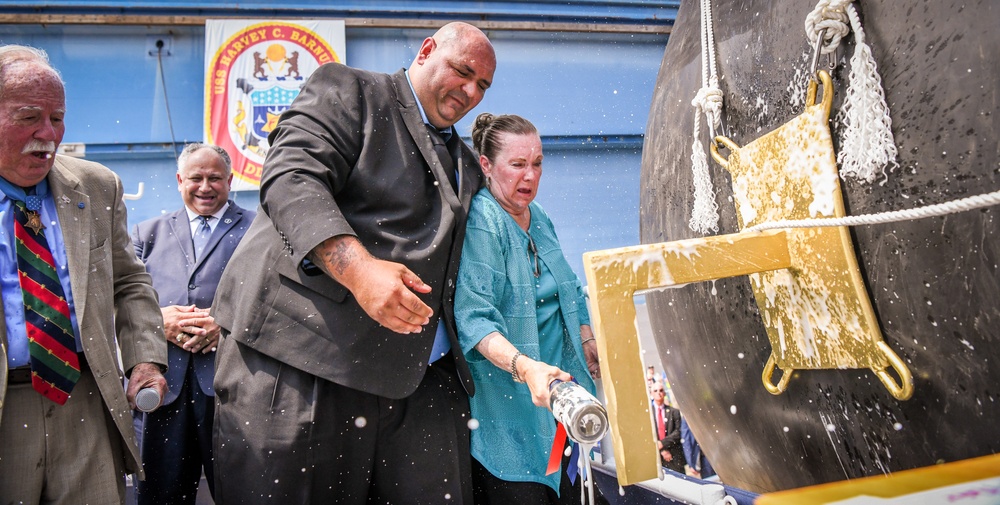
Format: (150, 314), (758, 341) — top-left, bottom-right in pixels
(510, 352), (525, 383)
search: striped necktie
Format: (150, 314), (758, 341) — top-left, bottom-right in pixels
(192, 215), (211, 261)
(13, 200), (81, 405)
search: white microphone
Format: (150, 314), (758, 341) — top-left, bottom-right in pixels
(135, 388), (162, 413)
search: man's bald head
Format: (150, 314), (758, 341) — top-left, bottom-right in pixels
(409, 22), (496, 129)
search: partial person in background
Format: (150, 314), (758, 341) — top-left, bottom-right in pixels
(455, 113), (601, 504)
(0, 44), (167, 503)
(131, 143), (254, 504)
(681, 415), (716, 479)
(646, 365), (659, 382)
(210, 22), (495, 503)
(646, 365), (667, 395)
(650, 380), (686, 473)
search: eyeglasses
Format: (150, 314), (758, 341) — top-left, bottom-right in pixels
(527, 235), (540, 278)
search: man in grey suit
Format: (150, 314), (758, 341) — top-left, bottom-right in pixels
(211, 22), (496, 503)
(0, 45), (168, 503)
(132, 143), (254, 504)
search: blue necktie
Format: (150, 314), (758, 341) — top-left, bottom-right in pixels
(192, 216), (211, 261)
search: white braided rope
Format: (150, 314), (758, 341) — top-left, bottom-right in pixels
(690, 126), (719, 233)
(805, 0), (851, 54)
(693, 79), (724, 133)
(806, 0), (898, 184)
(836, 3), (898, 183)
(744, 189), (1000, 233)
(689, 0), (722, 234)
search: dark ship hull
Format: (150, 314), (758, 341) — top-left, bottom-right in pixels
(640, 0), (999, 493)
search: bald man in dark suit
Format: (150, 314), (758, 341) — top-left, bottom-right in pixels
(211, 22), (496, 503)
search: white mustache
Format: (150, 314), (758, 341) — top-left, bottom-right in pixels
(23, 140), (56, 158)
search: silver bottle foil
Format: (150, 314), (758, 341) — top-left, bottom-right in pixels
(549, 380), (609, 445)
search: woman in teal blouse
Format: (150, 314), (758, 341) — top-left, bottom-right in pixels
(455, 113), (601, 504)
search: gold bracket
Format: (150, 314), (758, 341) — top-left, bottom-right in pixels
(582, 70), (912, 485)
(583, 232), (793, 484)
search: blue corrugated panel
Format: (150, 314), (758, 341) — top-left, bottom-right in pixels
(0, 1), (679, 25)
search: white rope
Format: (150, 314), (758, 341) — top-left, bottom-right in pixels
(744, 189), (1000, 233)
(689, 0), (722, 234)
(836, 3), (898, 183)
(805, 0), (851, 54)
(806, 0), (898, 184)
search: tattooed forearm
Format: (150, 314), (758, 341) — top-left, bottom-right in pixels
(327, 238), (355, 276)
(309, 236), (359, 280)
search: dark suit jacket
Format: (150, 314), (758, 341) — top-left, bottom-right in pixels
(655, 403), (686, 472)
(0, 155), (167, 478)
(132, 202), (254, 405)
(212, 64), (483, 399)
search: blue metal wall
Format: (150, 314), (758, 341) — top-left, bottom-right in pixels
(0, 1), (674, 279)
(1, 1), (678, 25)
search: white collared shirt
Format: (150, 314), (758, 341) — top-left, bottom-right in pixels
(185, 202), (229, 236)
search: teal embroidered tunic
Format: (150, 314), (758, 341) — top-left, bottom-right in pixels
(455, 189), (596, 493)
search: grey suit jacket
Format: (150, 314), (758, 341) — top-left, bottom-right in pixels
(0, 155), (167, 477)
(132, 202), (254, 405)
(213, 64), (483, 399)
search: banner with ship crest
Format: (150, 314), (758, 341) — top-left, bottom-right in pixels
(205, 19), (346, 191)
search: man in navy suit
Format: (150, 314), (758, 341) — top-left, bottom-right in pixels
(131, 143), (254, 504)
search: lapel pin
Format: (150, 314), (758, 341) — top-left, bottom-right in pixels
(78, 202), (85, 209)
(224, 218), (232, 224)
(59, 195), (71, 205)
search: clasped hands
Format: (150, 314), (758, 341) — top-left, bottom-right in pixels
(161, 305), (220, 354)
